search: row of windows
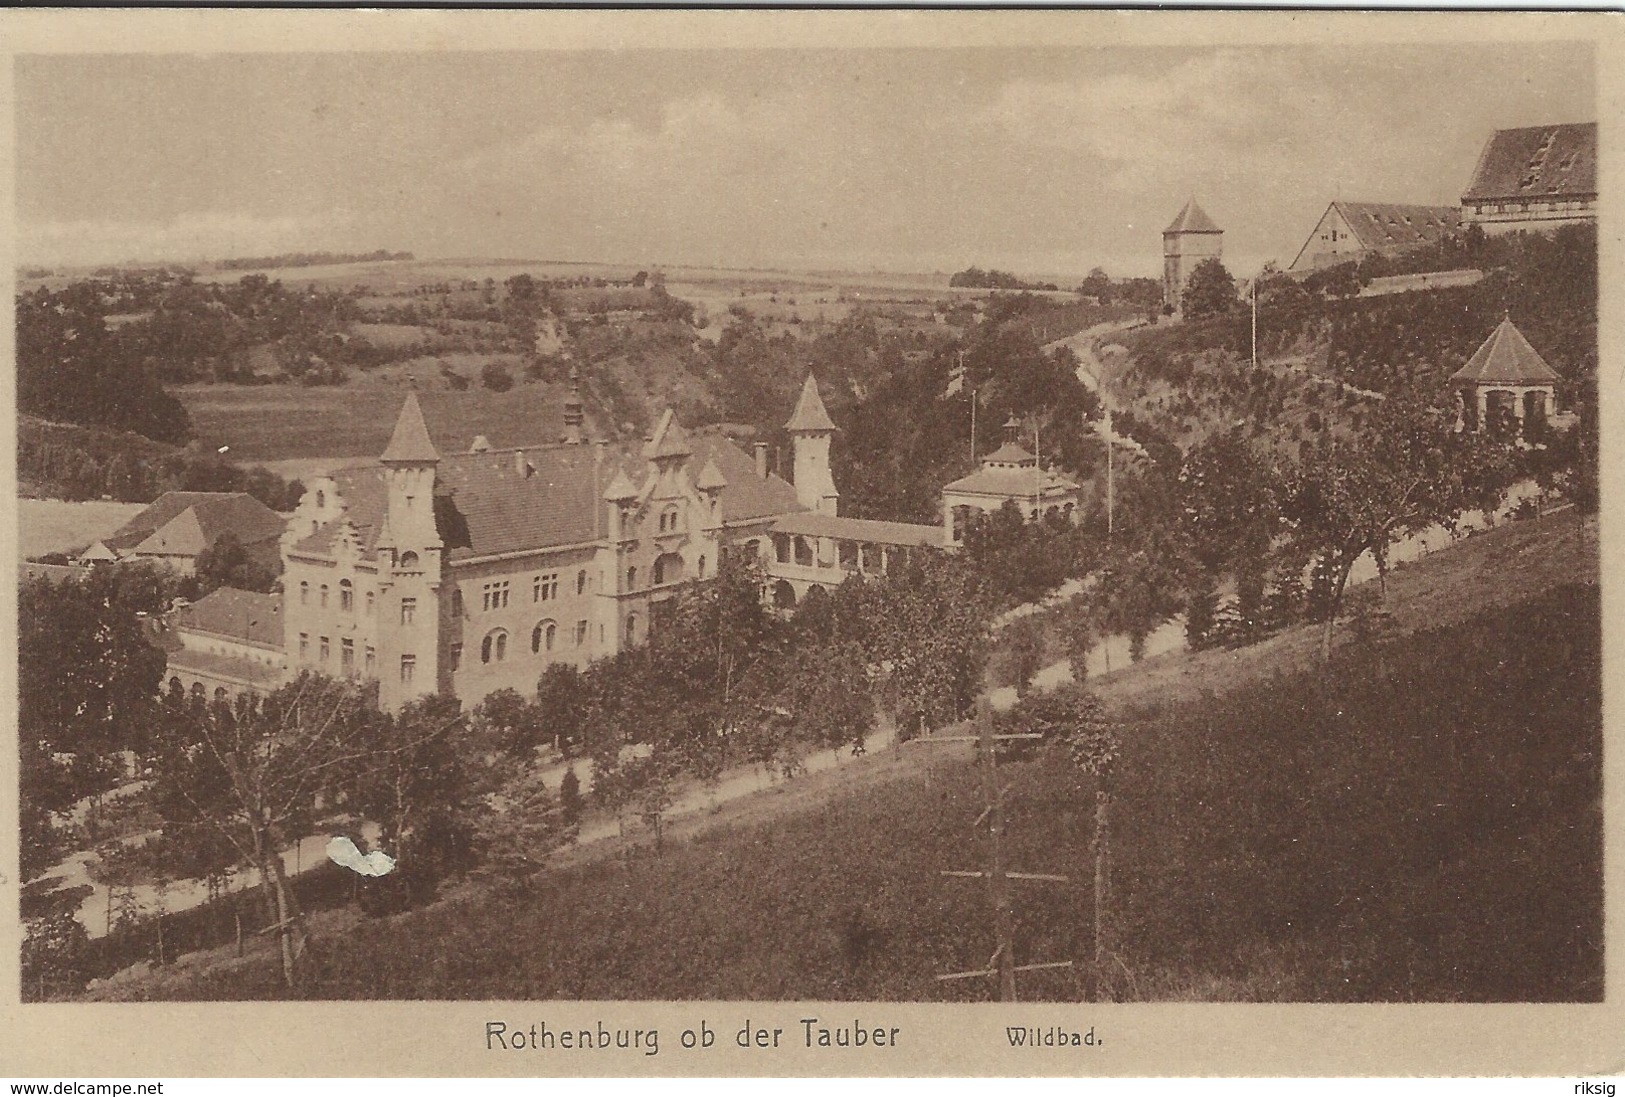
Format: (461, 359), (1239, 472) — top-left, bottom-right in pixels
(298, 632), (377, 676)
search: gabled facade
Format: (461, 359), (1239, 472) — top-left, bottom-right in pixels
(1288, 201), (1462, 273)
(96, 491), (286, 574)
(279, 391), (806, 710)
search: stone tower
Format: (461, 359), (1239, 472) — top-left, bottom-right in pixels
(1162, 198), (1224, 314)
(374, 391), (443, 709)
(785, 373), (840, 516)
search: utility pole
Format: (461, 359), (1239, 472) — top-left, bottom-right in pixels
(1103, 406), (1114, 538)
(912, 699), (1072, 1001)
(1251, 272), (1259, 371)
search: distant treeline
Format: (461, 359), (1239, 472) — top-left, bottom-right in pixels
(211, 249), (414, 271)
(20, 418), (303, 511)
(949, 267), (1061, 291)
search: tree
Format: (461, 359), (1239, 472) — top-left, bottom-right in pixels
(1280, 390), (1518, 660)
(195, 532), (280, 595)
(19, 573), (167, 839)
(1004, 616), (1045, 697)
(145, 674), (383, 986)
(481, 362), (515, 392)
(1181, 258), (1238, 320)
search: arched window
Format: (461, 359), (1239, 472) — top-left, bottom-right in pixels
(399, 551), (419, 570)
(316, 490), (326, 508)
(189, 681), (205, 700)
(576, 569), (588, 595)
(698, 555), (707, 579)
(532, 620), (557, 654)
(339, 579), (353, 612)
(300, 581), (310, 605)
(366, 590), (375, 615)
(481, 629), (508, 664)
(626, 565), (638, 591)
(168, 676), (182, 693)
(625, 614), (639, 645)
(660, 505), (679, 533)
(319, 584), (329, 608)
(772, 580), (797, 609)
(214, 686), (228, 702)
(653, 552), (683, 586)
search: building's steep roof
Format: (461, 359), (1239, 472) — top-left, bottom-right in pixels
(1462, 123), (1597, 202)
(291, 431), (803, 562)
(1164, 199), (1221, 235)
(943, 466), (1080, 498)
(1333, 202), (1461, 251)
(771, 511), (944, 549)
(107, 492), (285, 556)
(982, 441), (1037, 466)
(381, 391), (441, 463)
(785, 374), (838, 432)
(1450, 317), (1560, 384)
(174, 587), (284, 648)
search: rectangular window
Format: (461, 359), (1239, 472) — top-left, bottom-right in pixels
(482, 581), (510, 611)
(319, 636), (330, 663)
(449, 643), (462, 672)
(401, 597), (416, 625)
(341, 638), (354, 673)
(534, 573), (559, 602)
(453, 589), (464, 616)
(340, 584), (353, 612)
(365, 646), (376, 675)
(575, 620), (589, 646)
(400, 654), (415, 684)
(299, 633), (310, 660)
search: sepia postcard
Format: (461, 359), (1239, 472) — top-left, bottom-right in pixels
(1, 8), (1622, 1080)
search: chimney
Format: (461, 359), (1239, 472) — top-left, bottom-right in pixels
(514, 450), (530, 478)
(563, 365), (584, 445)
(754, 441), (769, 479)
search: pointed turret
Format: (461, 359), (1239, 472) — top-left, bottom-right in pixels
(643, 408), (694, 461)
(694, 456), (728, 492)
(785, 373), (840, 516)
(381, 391), (440, 464)
(602, 468), (639, 502)
(785, 372), (838, 433)
(1451, 316), (1559, 384)
(563, 364), (585, 445)
(1163, 198), (1222, 236)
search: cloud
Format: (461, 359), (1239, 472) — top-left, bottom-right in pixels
(20, 209), (355, 268)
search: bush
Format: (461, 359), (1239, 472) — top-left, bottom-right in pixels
(481, 362), (514, 392)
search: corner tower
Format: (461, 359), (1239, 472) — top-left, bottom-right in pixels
(375, 391), (443, 709)
(1162, 198), (1223, 314)
(786, 373), (840, 516)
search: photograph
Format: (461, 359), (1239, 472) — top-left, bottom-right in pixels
(4, 9), (1617, 1079)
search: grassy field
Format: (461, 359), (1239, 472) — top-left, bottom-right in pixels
(19, 498), (145, 559)
(91, 514), (1600, 1002)
(176, 382), (571, 464)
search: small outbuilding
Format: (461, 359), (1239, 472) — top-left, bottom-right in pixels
(1451, 317), (1559, 440)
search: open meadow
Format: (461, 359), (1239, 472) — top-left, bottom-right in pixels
(176, 383), (570, 465)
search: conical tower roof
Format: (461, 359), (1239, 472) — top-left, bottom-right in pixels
(381, 391), (440, 463)
(785, 373), (838, 432)
(601, 468), (639, 502)
(1450, 317), (1560, 384)
(1164, 198), (1222, 235)
(694, 456), (728, 492)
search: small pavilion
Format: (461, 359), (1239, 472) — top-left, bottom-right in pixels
(1450, 317), (1559, 440)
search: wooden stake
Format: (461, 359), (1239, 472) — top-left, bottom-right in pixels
(979, 699), (1017, 1003)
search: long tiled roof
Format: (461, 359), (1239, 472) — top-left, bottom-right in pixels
(107, 492), (285, 555)
(1333, 202), (1461, 251)
(1450, 318), (1560, 384)
(1462, 123), (1597, 202)
(771, 511), (944, 548)
(166, 647), (284, 688)
(292, 431), (803, 563)
(174, 587), (284, 648)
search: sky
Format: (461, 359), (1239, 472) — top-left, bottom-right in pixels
(14, 43), (1597, 280)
